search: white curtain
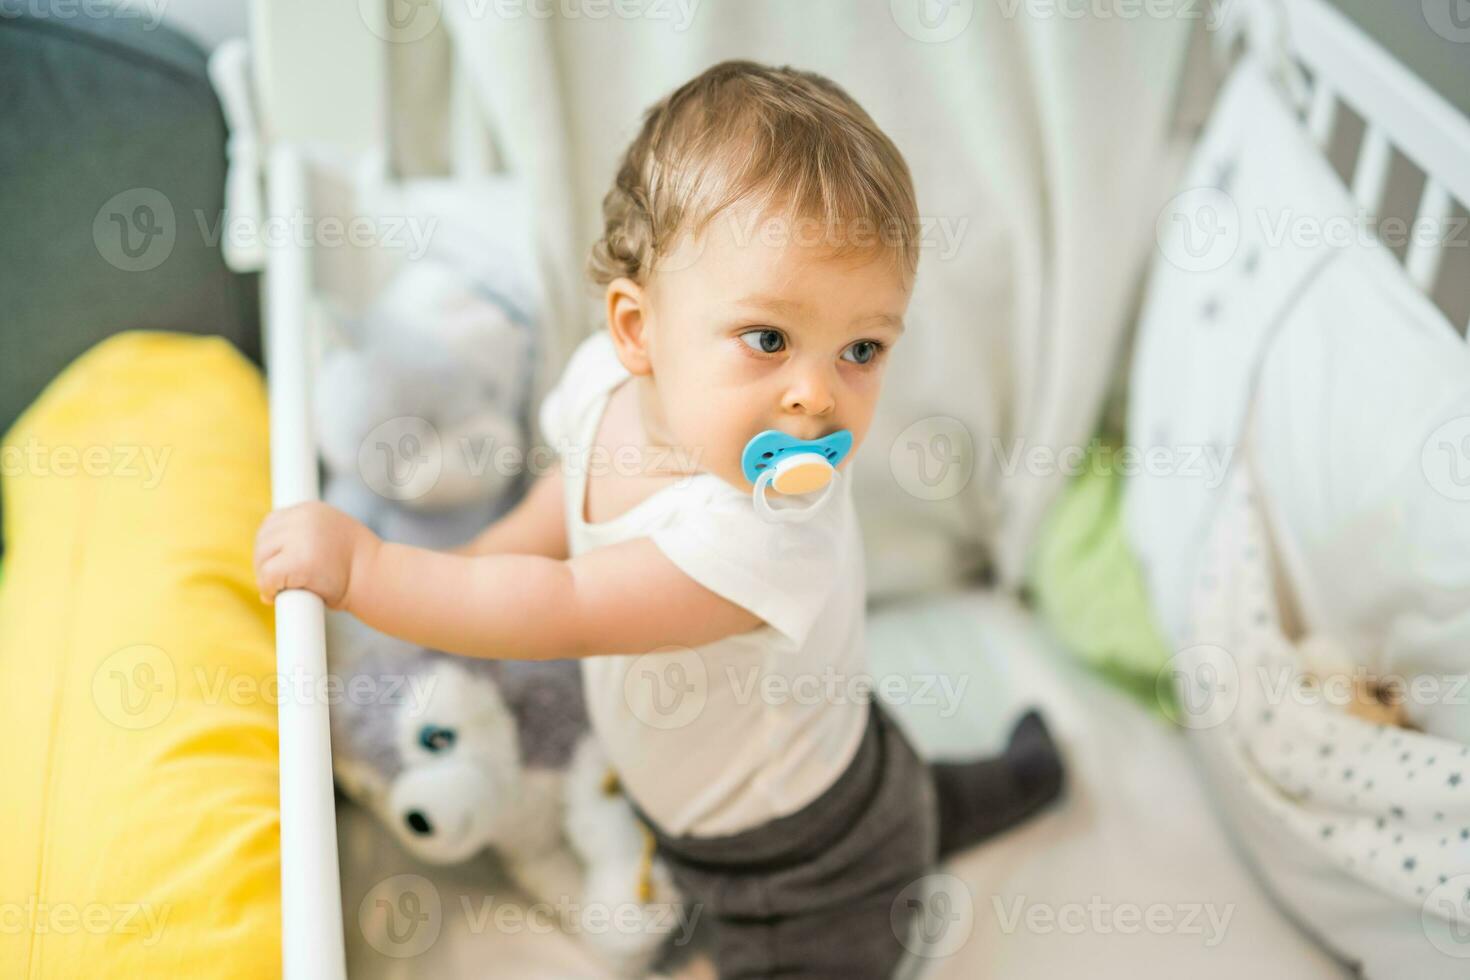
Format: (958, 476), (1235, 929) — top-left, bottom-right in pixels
(431, 0), (1196, 597)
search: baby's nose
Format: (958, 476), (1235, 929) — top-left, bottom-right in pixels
(781, 369), (836, 416)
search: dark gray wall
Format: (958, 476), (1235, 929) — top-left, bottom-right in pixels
(1327, 0), (1470, 117)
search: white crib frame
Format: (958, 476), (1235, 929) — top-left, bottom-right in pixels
(247, 0), (493, 972)
(248, 2), (1470, 977)
(1281, 0), (1470, 314)
(263, 144), (349, 980)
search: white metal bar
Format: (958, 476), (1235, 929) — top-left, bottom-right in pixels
(1306, 78), (1336, 149)
(265, 144), (349, 980)
(1405, 179), (1453, 292)
(1284, 0), (1470, 209)
(1350, 124), (1392, 215)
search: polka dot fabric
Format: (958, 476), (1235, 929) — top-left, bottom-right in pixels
(1174, 463), (1470, 970)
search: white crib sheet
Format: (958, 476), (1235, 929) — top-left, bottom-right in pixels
(337, 591), (1346, 979)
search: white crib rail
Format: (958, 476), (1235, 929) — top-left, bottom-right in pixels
(1283, 0), (1470, 326)
(263, 144), (349, 980)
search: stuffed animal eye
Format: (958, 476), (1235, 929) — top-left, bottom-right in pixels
(418, 725), (456, 752)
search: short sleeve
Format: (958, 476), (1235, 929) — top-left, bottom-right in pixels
(536, 331), (624, 450)
(649, 484), (849, 649)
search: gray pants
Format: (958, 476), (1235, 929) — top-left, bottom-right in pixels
(632, 704), (939, 979)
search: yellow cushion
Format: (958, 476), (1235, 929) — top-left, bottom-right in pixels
(0, 332), (280, 978)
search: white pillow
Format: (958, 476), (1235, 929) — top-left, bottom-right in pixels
(1248, 231), (1470, 743)
(1126, 59), (1349, 641)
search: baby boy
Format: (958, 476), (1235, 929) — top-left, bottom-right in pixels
(256, 60), (1062, 979)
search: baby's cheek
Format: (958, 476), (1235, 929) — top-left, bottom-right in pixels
(679, 416), (746, 484)
(842, 383), (884, 447)
(695, 424), (744, 479)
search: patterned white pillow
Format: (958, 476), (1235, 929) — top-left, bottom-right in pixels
(1170, 462), (1470, 977)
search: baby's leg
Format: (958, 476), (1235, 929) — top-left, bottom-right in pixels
(699, 887), (923, 980)
(929, 709), (1064, 860)
(646, 705), (942, 979)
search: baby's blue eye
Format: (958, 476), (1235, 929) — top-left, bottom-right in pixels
(738, 328), (785, 354)
(842, 340), (881, 365)
(419, 725), (456, 753)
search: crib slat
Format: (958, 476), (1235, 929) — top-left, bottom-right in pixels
(265, 145), (349, 980)
(1405, 179), (1452, 292)
(1351, 125), (1392, 216)
(1286, 0), (1470, 213)
(1307, 80), (1337, 149)
(450, 63), (491, 179)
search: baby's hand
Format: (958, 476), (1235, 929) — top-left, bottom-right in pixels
(253, 501), (379, 609)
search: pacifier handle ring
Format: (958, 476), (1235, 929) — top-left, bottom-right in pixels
(753, 467), (840, 524)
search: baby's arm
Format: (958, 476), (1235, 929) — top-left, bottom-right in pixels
(254, 501), (762, 660)
(356, 533), (762, 659)
(450, 461), (568, 559)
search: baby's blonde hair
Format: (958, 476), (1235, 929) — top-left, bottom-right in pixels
(588, 60), (919, 287)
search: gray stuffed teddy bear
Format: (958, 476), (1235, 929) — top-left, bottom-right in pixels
(316, 258), (687, 975)
(315, 256), (532, 549)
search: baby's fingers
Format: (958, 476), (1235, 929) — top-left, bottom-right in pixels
(253, 510), (291, 565)
(256, 545), (307, 605)
(256, 553), (286, 605)
(253, 534), (281, 579)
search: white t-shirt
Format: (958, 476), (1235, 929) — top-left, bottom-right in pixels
(538, 330), (870, 837)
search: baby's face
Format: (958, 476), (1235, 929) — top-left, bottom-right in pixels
(629, 205), (911, 492)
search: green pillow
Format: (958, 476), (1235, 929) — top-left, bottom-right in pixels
(1027, 436), (1174, 710)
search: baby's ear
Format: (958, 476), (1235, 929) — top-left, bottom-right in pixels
(604, 277), (653, 376)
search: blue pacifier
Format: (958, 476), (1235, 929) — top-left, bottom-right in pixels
(740, 429), (854, 524)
